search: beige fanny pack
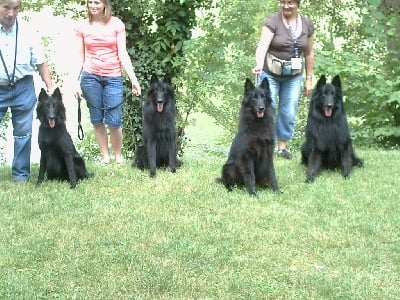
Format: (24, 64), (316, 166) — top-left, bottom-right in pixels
(266, 52), (302, 76)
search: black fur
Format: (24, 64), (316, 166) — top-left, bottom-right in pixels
(301, 75), (363, 182)
(217, 78), (279, 195)
(36, 88), (92, 188)
(133, 74), (180, 177)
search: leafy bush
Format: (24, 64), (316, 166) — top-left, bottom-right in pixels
(12, 0), (399, 159)
(111, 0), (213, 158)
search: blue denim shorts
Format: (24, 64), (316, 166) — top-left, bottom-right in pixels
(259, 71), (303, 141)
(80, 71), (124, 128)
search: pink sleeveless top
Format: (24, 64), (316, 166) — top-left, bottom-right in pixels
(75, 16), (125, 77)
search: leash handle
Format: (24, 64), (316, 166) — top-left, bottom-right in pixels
(76, 91), (135, 141)
(77, 95), (85, 140)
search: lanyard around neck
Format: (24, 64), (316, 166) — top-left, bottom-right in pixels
(287, 17), (299, 58)
(0, 19), (18, 86)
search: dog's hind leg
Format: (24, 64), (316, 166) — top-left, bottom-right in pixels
(74, 156), (92, 179)
(132, 146), (146, 170)
(300, 142), (310, 166)
(221, 163), (236, 192)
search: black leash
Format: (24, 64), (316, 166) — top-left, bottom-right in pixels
(77, 95), (84, 140)
(76, 92), (135, 140)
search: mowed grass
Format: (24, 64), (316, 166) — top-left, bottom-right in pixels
(0, 114), (399, 299)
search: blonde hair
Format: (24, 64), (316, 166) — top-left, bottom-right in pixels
(0, 0), (22, 5)
(87, 0), (112, 23)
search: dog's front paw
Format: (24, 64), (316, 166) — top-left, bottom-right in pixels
(305, 176), (315, 183)
(272, 187), (281, 194)
(246, 187), (257, 195)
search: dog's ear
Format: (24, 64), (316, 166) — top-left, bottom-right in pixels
(163, 74), (172, 84)
(150, 74), (159, 84)
(332, 75), (341, 89)
(260, 77), (270, 93)
(38, 88), (47, 100)
(52, 87), (62, 99)
(332, 75), (343, 102)
(244, 78), (254, 94)
(316, 75), (326, 90)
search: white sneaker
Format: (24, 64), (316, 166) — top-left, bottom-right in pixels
(115, 156), (125, 164)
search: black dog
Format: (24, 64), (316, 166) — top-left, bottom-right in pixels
(36, 88), (92, 188)
(301, 75), (363, 182)
(133, 74), (180, 177)
(217, 78), (279, 195)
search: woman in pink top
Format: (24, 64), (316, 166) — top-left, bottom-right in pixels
(75, 0), (141, 164)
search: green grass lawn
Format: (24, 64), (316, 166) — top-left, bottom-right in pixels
(0, 114), (399, 299)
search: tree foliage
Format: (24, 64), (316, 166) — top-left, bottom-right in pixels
(109, 0), (213, 157)
(179, 0), (268, 138)
(182, 0), (400, 148)
(20, 0), (400, 154)
(302, 0), (400, 147)
(22, 0), (213, 157)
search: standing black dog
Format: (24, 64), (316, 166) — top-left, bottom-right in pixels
(133, 74), (180, 177)
(301, 75), (363, 182)
(36, 88), (92, 188)
(217, 78), (279, 195)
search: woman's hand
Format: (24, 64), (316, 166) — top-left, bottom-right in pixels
(131, 80), (141, 96)
(74, 82), (82, 99)
(252, 66), (263, 75)
(303, 77), (313, 96)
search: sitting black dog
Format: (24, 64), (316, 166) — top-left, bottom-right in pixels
(133, 74), (181, 177)
(301, 75), (363, 182)
(217, 78), (279, 195)
(36, 88), (92, 188)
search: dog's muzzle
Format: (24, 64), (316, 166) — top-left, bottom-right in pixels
(323, 105), (333, 117)
(257, 107), (265, 118)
